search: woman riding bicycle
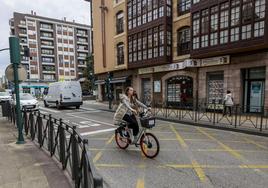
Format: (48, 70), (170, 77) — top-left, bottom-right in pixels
(114, 87), (149, 143)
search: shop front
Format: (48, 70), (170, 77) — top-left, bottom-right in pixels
(136, 60), (198, 108)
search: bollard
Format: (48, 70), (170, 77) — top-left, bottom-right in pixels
(48, 115), (54, 156)
(71, 126), (80, 184)
(37, 111), (43, 146)
(59, 119), (66, 168)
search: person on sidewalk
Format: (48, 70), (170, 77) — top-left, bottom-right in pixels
(114, 87), (149, 143)
(223, 90), (234, 116)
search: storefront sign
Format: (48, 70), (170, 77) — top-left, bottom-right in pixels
(201, 56), (230, 67)
(138, 59), (200, 75)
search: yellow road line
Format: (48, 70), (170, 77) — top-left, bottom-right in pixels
(170, 125), (187, 148)
(93, 152), (102, 163)
(196, 127), (244, 160)
(106, 135), (114, 144)
(136, 178), (144, 188)
(240, 165), (268, 169)
(192, 160), (206, 182)
(93, 135), (114, 163)
(242, 137), (268, 150)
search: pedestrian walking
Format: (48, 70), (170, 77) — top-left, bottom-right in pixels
(223, 90), (234, 116)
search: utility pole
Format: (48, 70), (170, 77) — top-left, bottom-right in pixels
(106, 72), (113, 110)
(9, 36), (25, 144)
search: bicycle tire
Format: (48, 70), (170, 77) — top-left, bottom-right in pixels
(140, 133), (160, 158)
(115, 130), (129, 149)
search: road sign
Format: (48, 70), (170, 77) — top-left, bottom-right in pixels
(5, 64), (27, 82)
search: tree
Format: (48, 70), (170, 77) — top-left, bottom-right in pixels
(83, 55), (95, 92)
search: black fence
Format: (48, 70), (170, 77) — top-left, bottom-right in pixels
(152, 102), (268, 133)
(3, 102), (103, 188)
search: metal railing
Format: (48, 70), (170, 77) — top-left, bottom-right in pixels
(5, 103), (103, 188)
(152, 102), (268, 133)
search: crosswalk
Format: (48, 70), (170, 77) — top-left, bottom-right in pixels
(39, 106), (116, 137)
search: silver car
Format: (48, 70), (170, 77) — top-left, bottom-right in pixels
(13, 93), (39, 111)
(0, 92), (12, 103)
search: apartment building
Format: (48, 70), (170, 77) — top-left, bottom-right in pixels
(10, 11), (91, 95)
(93, 0), (268, 111)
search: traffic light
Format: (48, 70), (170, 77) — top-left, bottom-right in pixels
(23, 46), (30, 57)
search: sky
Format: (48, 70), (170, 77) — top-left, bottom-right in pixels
(0, 0), (91, 77)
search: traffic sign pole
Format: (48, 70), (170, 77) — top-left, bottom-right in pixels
(9, 36), (25, 144)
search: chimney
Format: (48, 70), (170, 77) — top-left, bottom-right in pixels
(34, 12), (36, 15)
(64, 17), (66, 21)
(31, 10), (33, 15)
(73, 20), (75, 23)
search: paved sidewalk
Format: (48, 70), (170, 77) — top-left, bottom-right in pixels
(0, 117), (72, 188)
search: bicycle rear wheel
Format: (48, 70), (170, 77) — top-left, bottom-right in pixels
(115, 129), (129, 149)
(140, 133), (159, 158)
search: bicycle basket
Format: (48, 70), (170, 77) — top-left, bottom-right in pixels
(140, 117), (156, 128)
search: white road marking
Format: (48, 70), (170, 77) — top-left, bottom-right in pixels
(78, 125), (90, 129)
(66, 110), (101, 115)
(80, 128), (116, 136)
(39, 107), (59, 113)
(68, 114), (115, 127)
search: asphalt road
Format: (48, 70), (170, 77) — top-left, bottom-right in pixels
(38, 101), (268, 188)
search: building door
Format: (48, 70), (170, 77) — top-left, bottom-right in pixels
(243, 67), (265, 113)
(142, 78), (152, 106)
(249, 81), (264, 112)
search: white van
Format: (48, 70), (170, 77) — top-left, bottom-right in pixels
(44, 81), (83, 109)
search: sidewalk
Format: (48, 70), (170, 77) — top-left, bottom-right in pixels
(0, 117), (72, 188)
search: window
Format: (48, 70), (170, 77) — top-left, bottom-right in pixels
(201, 9), (209, 34)
(255, 0), (266, 19)
(41, 49), (53, 55)
(242, 24), (251, 39)
(210, 6), (218, 32)
(138, 33), (142, 60)
(142, 31), (147, 60)
(193, 37), (199, 49)
(254, 21), (265, 37)
(201, 35), (208, 47)
(177, 27), (190, 55)
(230, 27), (240, 42)
(148, 29), (153, 59)
(153, 27), (158, 58)
(159, 26), (164, 57)
(231, 6), (240, 26)
(128, 36), (133, 63)
(193, 13), (200, 36)
(220, 10), (229, 29)
(242, 1), (253, 24)
(220, 30), (228, 44)
(178, 0), (191, 14)
(116, 11), (124, 34)
(207, 72), (224, 104)
(117, 43), (124, 65)
(210, 32), (218, 46)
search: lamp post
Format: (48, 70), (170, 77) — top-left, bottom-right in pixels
(9, 36), (25, 144)
(106, 72), (113, 110)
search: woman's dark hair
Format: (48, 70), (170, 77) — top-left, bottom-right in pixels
(125, 87), (132, 96)
(133, 90), (138, 100)
(227, 90), (231, 94)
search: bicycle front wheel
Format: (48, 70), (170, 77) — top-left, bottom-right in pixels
(140, 133), (160, 158)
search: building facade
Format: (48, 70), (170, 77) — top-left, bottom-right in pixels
(93, 0), (268, 111)
(9, 12), (91, 95)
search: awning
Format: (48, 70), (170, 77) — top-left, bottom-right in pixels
(110, 76), (128, 84)
(95, 80), (105, 85)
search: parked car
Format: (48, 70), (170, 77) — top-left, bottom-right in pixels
(82, 90), (93, 96)
(44, 81), (83, 109)
(0, 92), (12, 103)
(12, 93), (39, 111)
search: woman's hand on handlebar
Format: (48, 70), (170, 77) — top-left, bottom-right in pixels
(132, 109), (138, 115)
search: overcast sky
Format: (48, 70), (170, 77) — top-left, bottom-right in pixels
(0, 0), (90, 77)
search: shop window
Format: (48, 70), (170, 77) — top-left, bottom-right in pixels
(207, 72), (224, 104)
(166, 76), (193, 107)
